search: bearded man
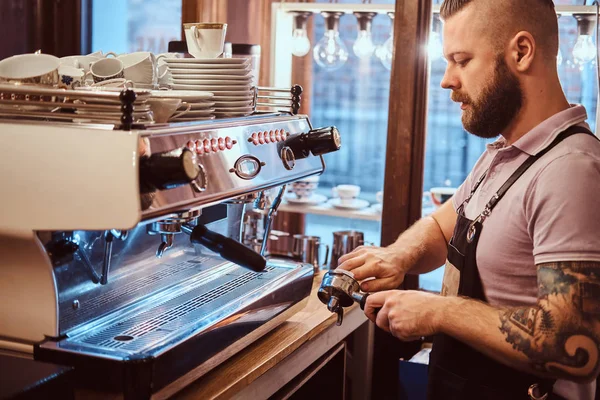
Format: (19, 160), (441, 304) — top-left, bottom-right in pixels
(338, 0), (600, 399)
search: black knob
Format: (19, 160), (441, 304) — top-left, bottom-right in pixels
(189, 224), (266, 272)
(283, 126), (342, 160)
(305, 126), (341, 156)
(139, 148), (200, 193)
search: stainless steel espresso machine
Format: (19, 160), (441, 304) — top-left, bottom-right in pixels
(0, 90), (341, 398)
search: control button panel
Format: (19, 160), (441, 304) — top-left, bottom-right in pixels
(188, 136), (237, 156)
(248, 129), (289, 146)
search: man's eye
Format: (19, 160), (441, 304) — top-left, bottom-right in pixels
(456, 59), (470, 67)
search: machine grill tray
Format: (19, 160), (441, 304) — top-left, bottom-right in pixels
(60, 257), (216, 330)
(70, 266), (278, 354)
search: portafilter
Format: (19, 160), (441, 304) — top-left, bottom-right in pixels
(318, 269), (371, 326)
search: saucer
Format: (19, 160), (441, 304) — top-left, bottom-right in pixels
(286, 194), (327, 206)
(329, 198), (370, 210)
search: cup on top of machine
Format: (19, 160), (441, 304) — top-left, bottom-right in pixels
(88, 58), (124, 83)
(183, 23), (227, 59)
(0, 53), (60, 86)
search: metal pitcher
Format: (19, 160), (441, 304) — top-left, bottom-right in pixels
(330, 230), (365, 269)
(291, 234), (329, 271)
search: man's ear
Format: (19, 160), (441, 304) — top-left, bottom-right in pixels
(508, 31), (535, 72)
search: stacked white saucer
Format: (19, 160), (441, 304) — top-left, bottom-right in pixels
(164, 57), (254, 118)
(149, 90), (215, 122)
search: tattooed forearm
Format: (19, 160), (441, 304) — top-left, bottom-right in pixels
(498, 261), (600, 382)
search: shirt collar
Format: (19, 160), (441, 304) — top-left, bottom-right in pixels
(510, 105), (589, 156)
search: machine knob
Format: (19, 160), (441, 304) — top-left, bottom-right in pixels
(139, 148), (200, 193)
(283, 126), (341, 160)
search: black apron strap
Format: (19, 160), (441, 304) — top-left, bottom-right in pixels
(484, 125), (594, 213)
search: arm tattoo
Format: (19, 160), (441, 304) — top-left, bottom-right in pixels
(499, 261), (600, 382)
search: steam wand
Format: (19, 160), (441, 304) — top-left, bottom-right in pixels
(260, 184), (287, 256)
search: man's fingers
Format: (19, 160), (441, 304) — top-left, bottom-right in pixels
(360, 276), (400, 292)
(364, 291), (388, 327)
(337, 247), (366, 264)
(337, 253), (367, 271)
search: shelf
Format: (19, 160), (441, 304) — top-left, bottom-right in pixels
(277, 3), (598, 16)
(278, 201), (382, 221)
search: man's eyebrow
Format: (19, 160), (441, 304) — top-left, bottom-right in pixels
(444, 51), (469, 61)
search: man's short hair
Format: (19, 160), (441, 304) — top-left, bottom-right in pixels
(440, 0), (559, 62)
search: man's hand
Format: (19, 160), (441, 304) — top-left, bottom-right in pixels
(336, 246), (409, 292)
(364, 290), (447, 341)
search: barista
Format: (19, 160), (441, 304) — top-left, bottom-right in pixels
(338, 0), (600, 399)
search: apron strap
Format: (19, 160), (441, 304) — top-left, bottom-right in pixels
(466, 125), (595, 234)
(485, 125), (594, 214)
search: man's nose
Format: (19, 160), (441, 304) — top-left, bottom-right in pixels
(440, 67), (459, 90)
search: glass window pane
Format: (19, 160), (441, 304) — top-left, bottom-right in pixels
(421, 0), (598, 292)
(305, 0), (395, 254)
(91, 0), (181, 54)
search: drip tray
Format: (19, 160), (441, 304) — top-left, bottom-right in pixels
(35, 259), (313, 395)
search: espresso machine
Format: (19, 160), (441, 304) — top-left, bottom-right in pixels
(0, 90), (341, 398)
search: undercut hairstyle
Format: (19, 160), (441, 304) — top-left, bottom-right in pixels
(440, 0), (559, 62)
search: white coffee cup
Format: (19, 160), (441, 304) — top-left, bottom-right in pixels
(91, 78), (134, 88)
(118, 52), (155, 86)
(147, 98), (191, 123)
(0, 53), (60, 86)
(376, 191), (383, 203)
(89, 58), (124, 83)
(333, 184), (361, 205)
(183, 22), (227, 59)
(58, 65), (85, 89)
(87, 50), (118, 58)
(156, 53), (181, 64)
(60, 55), (101, 73)
(429, 187), (457, 208)
(291, 176), (320, 199)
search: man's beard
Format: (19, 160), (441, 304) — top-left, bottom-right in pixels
(451, 55), (523, 139)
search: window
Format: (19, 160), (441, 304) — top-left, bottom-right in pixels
(91, 0), (181, 54)
(298, 0), (597, 291)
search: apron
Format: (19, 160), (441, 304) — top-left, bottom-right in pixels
(427, 125), (595, 400)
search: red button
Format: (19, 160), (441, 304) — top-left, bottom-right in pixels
(225, 137), (233, 149)
(195, 139), (204, 155)
(218, 137), (225, 151)
(270, 130), (276, 142)
(258, 131), (265, 145)
(264, 132), (270, 143)
(186, 140), (196, 152)
(275, 129), (282, 142)
(203, 139), (210, 153)
(211, 138), (218, 152)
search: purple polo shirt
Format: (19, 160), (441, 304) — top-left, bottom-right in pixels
(452, 105), (600, 399)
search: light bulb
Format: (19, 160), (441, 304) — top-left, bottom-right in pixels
(291, 29), (311, 57)
(353, 30), (375, 59)
(378, 32), (394, 70)
(428, 31), (444, 61)
(573, 35), (596, 65)
(313, 30), (349, 71)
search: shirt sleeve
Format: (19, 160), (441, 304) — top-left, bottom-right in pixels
(526, 152), (600, 264)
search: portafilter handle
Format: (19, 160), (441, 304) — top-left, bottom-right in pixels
(318, 270), (377, 326)
(185, 223), (267, 272)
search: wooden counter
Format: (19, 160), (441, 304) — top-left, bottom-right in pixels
(156, 271), (369, 400)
